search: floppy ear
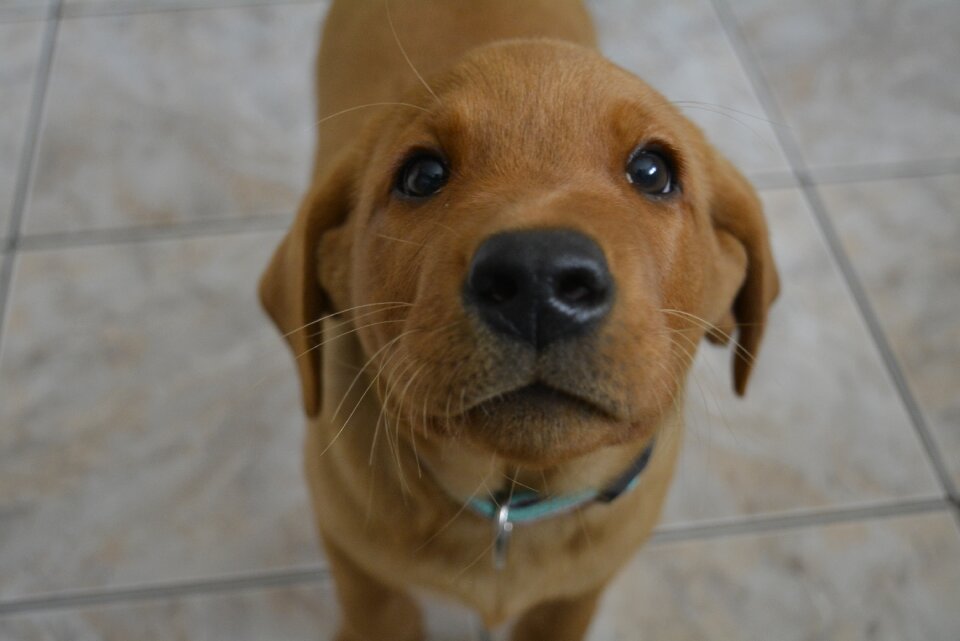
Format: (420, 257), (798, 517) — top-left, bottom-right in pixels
(259, 151), (357, 417)
(705, 152), (780, 396)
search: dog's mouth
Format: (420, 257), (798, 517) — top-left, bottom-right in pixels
(467, 381), (618, 423)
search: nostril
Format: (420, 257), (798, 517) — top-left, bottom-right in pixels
(556, 267), (605, 307)
(473, 267), (520, 305)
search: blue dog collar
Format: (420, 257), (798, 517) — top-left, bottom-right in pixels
(467, 441), (655, 569)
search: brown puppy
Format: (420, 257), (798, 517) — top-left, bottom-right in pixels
(260, 1), (779, 639)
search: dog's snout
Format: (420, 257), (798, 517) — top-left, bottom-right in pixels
(465, 229), (614, 349)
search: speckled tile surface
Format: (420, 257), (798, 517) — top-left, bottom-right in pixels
(0, 583), (483, 641)
(587, 0), (790, 180)
(0, 21), (44, 239)
(60, 0), (319, 17)
(661, 187), (941, 525)
(0, 0), (48, 21)
(819, 175), (960, 488)
(0, 584), (341, 641)
(0, 231), (316, 600)
(590, 512), (960, 641)
(24, 3), (326, 235)
(729, 0), (960, 171)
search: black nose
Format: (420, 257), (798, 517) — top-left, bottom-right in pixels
(464, 229), (614, 349)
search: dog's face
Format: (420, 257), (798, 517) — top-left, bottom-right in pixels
(261, 41), (778, 465)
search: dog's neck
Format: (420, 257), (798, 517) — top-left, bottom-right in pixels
(319, 319), (677, 507)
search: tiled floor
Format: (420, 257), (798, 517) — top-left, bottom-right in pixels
(0, 0), (957, 639)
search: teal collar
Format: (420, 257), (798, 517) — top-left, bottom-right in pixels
(467, 440), (655, 525)
(469, 440), (655, 569)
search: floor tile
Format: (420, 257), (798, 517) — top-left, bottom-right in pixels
(589, 512), (960, 641)
(0, 21), (44, 239)
(0, 231), (316, 600)
(24, 3), (326, 235)
(0, 0), (48, 22)
(661, 188), (941, 525)
(587, 0), (790, 179)
(819, 175), (960, 488)
(61, 0), (317, 17)
(0, 582), (482, 641)
(0, 584), (339, 641)
(730, 0), (960, 170)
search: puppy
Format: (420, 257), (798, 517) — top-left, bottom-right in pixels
(260, 1), (779, 639)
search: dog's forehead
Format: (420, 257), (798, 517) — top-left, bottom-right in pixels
(424, 41), (685, 164)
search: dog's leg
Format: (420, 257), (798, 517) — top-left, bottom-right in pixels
(509, 588), (603, 641)
(323, 535), (425, 641)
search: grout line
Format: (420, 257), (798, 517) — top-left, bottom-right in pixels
(1, 0), (59, 247)
(6, 148), (957, 254)
(0, 498), (949, 618)
(710, 0), (959, 502)
(0, 566), (329, 617)
(807, 157), (960, 186)
(0, 0), (60, 360)
(649, 497), (949, 545)
(949, 497), (960, 534)
(17, 213), (293, 252)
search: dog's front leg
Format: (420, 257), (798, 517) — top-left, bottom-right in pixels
(322, 535), (425, 641)
(509, 588), (603, 641)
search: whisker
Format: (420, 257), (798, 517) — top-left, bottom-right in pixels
(376, 233), (425, 248)
(305, 317), (406, 343)
(369, 402), (386, 466)
(453, 532), (497, 582)
(279, 301), (412, 341)
(385, 0), (440, 103)
(328, 328), (419, 428)
(414, 478), (490, 553)
(670, 102), (779, 153)
(304, 101), (431, 135)
(658, 308), (758, 366)
(671, 99), (790, 129)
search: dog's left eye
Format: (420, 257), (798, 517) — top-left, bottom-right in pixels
(626, 148), (676, 196)
(395, 154), (449, 199)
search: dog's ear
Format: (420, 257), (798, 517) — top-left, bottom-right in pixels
(259, 151), (357, 417)
(704, 151), (780, 396)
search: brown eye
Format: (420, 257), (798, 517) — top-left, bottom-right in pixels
(395, 154), (449, 199)
(626, 148), (676, 195)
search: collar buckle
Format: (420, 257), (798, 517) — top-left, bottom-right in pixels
(493, 501), (514, 570)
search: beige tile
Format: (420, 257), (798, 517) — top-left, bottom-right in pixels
(0, 584), (340, 641)
(731, 0), (960, 170)
(587, 0), (790, 179)
(0, 583), (482, 641)
(591, 512), (960, 641)
(0, 231), (317, 599)
(25, 3), (326, 235)
(661, 188), (941, 525)
(819, 175), (960, 488)
(0, 21), (44, 238)
(0, 0), (48, 21)
(60, 0), (314, 17)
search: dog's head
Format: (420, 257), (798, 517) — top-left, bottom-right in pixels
(260, 40), (778, 465)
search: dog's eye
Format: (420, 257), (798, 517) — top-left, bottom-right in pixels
(626, 148), (675, 196)
(395, 154), (449, 199)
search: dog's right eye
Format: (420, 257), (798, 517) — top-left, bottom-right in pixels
(395, 154), (449, 199)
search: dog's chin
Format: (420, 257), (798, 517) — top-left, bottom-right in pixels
(456, 383), (633, 464)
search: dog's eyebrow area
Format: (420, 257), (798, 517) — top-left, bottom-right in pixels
(382, 94), (689, 193)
